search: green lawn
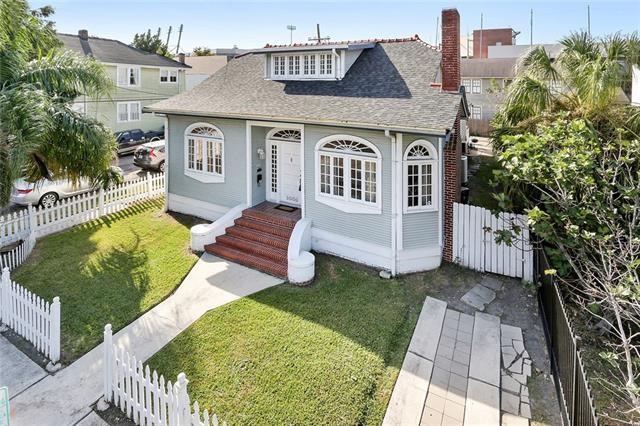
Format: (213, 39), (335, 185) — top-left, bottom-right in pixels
(12, 199), (203, 363)
(147, 255), (441, 425)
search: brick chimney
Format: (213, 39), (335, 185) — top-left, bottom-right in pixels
(78, 29), (89, 40)
(441, 8), (460, 92)
(441, 8), (462, 263)
(178, 53), (186, 64)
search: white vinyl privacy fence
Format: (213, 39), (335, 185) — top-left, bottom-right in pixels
(453, 202), (534, 281)
(0, 267), (60, 363)
(103, 325), (223, 426)
(0, 173), (164, 271)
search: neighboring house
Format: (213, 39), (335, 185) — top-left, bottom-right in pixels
(183, 55), (229, 90)
(59, 30), (190, 133)
(461, 58), (516, 136)
(633, 65), (640, 106)
(472, 28), (517, 59)
(147, 8), (468, 283)
(488, 43), (563, 59)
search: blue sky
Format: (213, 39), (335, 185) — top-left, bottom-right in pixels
(31, 1), (639, 52)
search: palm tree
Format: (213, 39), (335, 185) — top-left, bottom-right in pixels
(0, 0), (117, 206)
(493, 31), (640, 144)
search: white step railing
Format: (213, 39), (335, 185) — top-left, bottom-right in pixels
(102, 325), (223, 426)
(0, 267), (60, 363)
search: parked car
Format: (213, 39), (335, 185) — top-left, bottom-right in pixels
(10, 167), (124, 208)
(115, 127), (165, 156)
(133, 140), (166, 172)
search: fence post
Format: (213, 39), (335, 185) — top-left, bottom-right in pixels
(99, 188), (105, 217)
(27, 203), (36, 237)
(176, 372), (190, 425)
(146, 173), (153, 198)
(49, 296), (61, 364)
(101, 324), (113, 409)
(0, 267), (9, 327)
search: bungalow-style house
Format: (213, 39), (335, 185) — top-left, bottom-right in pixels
(59, 30), (190, 133)
(147, 8), (468, 283)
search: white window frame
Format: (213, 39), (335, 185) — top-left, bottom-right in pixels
(314, 135), (382, 214)
(117, 66), (141, 87)
(160, 68), (178, 84)
(461, 79), (471, 93)
(271, 52), (337, 80)
(184, 122), (225, 183)
(471, 105), (482, 120)
(403, 140), (438, 214)
(472, 79), (482, 94)
(116, 101), (141, 123)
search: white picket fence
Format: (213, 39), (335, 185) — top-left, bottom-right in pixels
(103, 325), (222, 426)
(0, 236), (35, 271)
(0, 173), (165, 271)
(453, 202), (534, 281)
(0, 267), (60, 363)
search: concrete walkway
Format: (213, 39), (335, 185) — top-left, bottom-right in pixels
(9, 254), (282, 426)
(383, 296), (531, 426)
(0, 335), (47, 398)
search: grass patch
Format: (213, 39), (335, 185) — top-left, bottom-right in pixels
(147, 255), (441, 425)
(467, 155), (502, 210)
(12, 199), (203, 363)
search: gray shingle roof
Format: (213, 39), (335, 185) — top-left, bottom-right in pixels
(58, 33), (189, 68)
(461, 58), (517, 78)
(147, 40), (461, 134)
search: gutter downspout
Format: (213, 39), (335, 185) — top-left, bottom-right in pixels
(385, 129), (397, 276)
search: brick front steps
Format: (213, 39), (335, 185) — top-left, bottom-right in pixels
(204, 207), (297, 279)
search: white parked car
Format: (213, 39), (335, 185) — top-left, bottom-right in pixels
(10, 168), (123, 208)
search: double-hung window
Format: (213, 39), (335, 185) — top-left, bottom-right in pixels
(184, 123), (225, 183)
(160, 69), (178, 83)
(316, 136), (381, 214)
(461, 79), (471, 93)
(471, 105), (482, 119)
(272, 52), (334, 79)
(472, 79), (481, 94)
(117, 66), (140, 87)
(116, 101), (141, 122)
(403, 140), (438, 213)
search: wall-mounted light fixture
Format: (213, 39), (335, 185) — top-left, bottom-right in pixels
(257, 147), (266, 160)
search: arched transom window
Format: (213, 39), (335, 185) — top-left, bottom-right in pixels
(184, 123), (224, 183)
(404, 140), (438, 213)
(315, 135), (381, 214)
(268, 129), (301, 142)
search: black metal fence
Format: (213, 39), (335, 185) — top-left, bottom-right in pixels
(537, 250), (599, 426)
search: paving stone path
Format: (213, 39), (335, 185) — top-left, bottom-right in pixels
(384, 292), (532, 426)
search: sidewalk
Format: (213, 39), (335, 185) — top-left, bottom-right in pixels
(8, 253), (282, 425)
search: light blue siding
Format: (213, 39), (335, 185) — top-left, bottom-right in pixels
(401, 134), (441, 249)
(251, 126), (267, 205)
(167, 115), (247, 208)
(304, 125), (392, 247)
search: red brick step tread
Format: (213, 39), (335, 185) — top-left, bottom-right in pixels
(226, 226), (289, 250)
(242, 209), (297, 229)
(205, 243), (287, 278)
(234, 217), (293, 239)
(215, 234), (287, 263)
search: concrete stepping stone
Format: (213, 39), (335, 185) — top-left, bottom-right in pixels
(468, 312), (501, 387)
(501, 413), (529, 426)
(481, 275), (503, 291)
(463, 378), (500, 425)
(409, 297), (448, 361)
(461, 284), (496, 311)
(383, 352), (434, 426)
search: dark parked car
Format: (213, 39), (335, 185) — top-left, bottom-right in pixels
(134, 140), (166, 172)
(115, 127), (165, 155)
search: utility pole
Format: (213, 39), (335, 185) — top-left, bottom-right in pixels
(156, 27), (161, 38)
(587, 5), (591, 36)
(479, 13), (483, 59)
(467, 31), (470, 58)
(287, 24), (296, 45)
(165, 26), (172, 48)
(175, 24), (183, 54)
(435, 16), (439, 48)
(530, 9), (534, 48)
(308, 24), (330, 44)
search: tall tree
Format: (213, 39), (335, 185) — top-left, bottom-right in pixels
(132, 28), (170, 57)
(192, 46), (213, 56)
(0, 0), (117, 206)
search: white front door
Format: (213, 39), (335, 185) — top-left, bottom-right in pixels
(268, 140), (301, 206)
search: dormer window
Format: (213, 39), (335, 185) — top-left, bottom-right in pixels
(270, 51), (338, 80)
